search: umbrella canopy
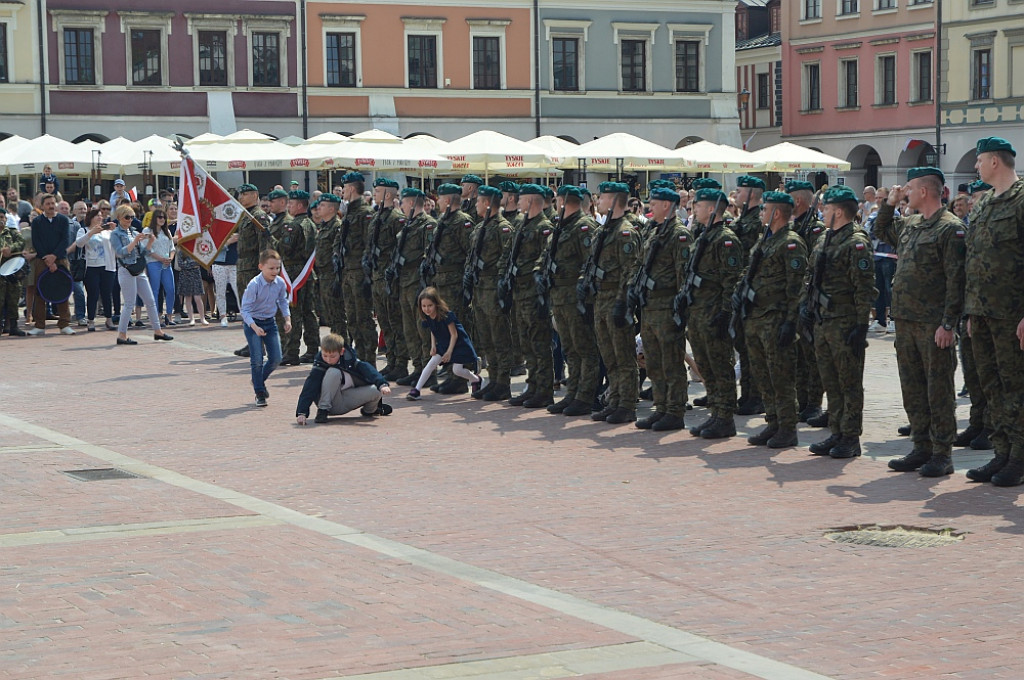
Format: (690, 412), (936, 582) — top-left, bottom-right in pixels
(528, 136), (580, 169)
(185, 129), (333, 172)
(670, 141), (766, 173)
(747, 142), (851, 171)
(186, 132), (225, 145)
(0, 135), (30, 175)
(574, 133), (689, 172)
(109, 135), (183, 174)
(442, 130), (554, 175)
(305, 131), (349, 143)
(3, 134), (98, 175)
(347, 129), (403, 143)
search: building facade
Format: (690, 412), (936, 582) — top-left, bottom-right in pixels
(735, 0), (782, 152)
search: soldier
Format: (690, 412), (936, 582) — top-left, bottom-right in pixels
(731, 175), (765, 416)
(337, 172), (377, 362)
(874, 167), (965, 477)
(504, 184), (554, 408)
(786, 180), (827, 425)
(313, 193), (347, 339)
(460, 174), (483, 223)
(963, 137), (1024, 486)
(499, 181), (523, 227)
(590, 181), (642, 424)
(278, 191), (320, 363)
(365, 178), (406, 381)
(0, 212), (26, 336)
(464, 185), (514, 401)
(544, 185), (601, 417)
(542, 185), (558, 222)
(679, 189), (744, 439)
(741, 191), (808, 448)
(392, 188), (436, 386)
(233, 183), (276, 357)
(803, 187), (877, 459)
(630, 186), (692, 431)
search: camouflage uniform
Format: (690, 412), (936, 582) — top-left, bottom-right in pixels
(235, 207), (275, 297)
(793, 209), (826, 413)
(0, 226), (25, 328)
(397, 212), (434, 374)
(272, 214), (318, 359)
(510, 212), (554, 400)
(423, 207), (475, 340)
(371, 207), (406, 372)
(314, 214), (346, 337)
(730, 204), (763, 404)
(470, 214), (515, 387)
(338, 197), (376, 361)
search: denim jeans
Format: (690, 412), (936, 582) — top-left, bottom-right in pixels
(84, 266), (115, 320)
(147, 261), (175, 316)
(243, 317), (282, 395)
(873, 257), (896, 324)
(72, 281), (86, 321)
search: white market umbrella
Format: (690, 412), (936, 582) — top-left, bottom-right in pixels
(347, 129), (403, 143)
(111, 135), (183, 175)
(304, 131), (349, 144)
(0, 135), (31, 175)
(670, 141), (766, 173)
(574, 133), (689, 173)
(747, 142), (851, 171)
(186, 132), (225, 145)
(528, 136), (580, 170)
(186, 129), (332, 172)
(442, 130), (554, 177)
(4, 134), (98, 175)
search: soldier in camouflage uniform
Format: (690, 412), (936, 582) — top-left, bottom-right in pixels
(233, 184), (276, 357)
(273, 190), (319, 363)
(803, 187), (877, 460)
(338, 172), (377, 362)
(465, 186), (514, 401)
(963, 137), (1024, 486)
(505, 184), (554, 408)
(630, 187), (692, 431)
(542, 185), (558, 223)
(313, 194), (347, 339)
(545, 185), (601, 417)
(460, 174), (483, 224)
(680, 189), (744, 439)
(741, 192), (808, 449)
(731, 175), (765, 416)
(874, 167), (966, 477)
(786, 180), (827, 424)
(0, 215), (26, 335)
(591, 182), (642, 425)
(365, 179), (406, 380)
(393, 188), (436, 384)
(497, 181), (525, 369)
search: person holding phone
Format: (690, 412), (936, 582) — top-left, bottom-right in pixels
(110, 205), (172, 345)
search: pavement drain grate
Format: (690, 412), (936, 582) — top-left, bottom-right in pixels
(63, 468), (145, 482)
(825, 525), (965, 548)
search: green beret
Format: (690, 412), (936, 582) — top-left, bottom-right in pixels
(400, 187), (425, 199)
(763, 191), (794, 206)
(319, 193), (342, 205)
(785, 180), (815, 193)
(692, 178), (721, 190)
(976, 136), (1016, 157)
(822, 186), (858, 204)
(498, 181), (520, 194)
(373, 178), (400, 189)
(580, 186), (592, 197)
(556, 184), (576, 197)
(519, 183), (545, 196)
(598, 181), (630, 195)
(342, 171), (365, 185)
(907, 167), (944, 183)
(559, 185), (584, 200)
(648, 179), (676, 192)
(309, 199), (320, 209)
(460, 174), (484, 185)
(436, 183), (462, 196)
(737, 175), (766, 190)
(267, 189), (288, 200)
(237, 183), (258, 193)
(968, 180), (992, 195)
(477, 185), (502, 199)
(0, 207), (6, 216)
(649, 187), (680, 203)
(694, 188), (727, 205)
(288, 190), (310, 201)
(542, 185), (555, 199)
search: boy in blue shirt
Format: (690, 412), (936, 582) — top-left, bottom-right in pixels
(240, 249), (292, 407)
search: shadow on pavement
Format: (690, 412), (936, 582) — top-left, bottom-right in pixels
(921, 485), (1024, 535)
(826, 471), (946, 504)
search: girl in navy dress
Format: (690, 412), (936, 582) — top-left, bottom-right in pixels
(407, 287), (481, 400)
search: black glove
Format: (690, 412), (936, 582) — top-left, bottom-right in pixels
(330, 280), (342, 298)
(671, 291), (688, 330)
(711, 310), (730, 339)
(777, 320), (797, 348)
(845, 323), (869, 349)
(332, 253), (343, 276)
(612, 299), (629, 328)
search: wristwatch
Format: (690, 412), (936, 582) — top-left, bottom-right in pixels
(942, 322), (954, 331)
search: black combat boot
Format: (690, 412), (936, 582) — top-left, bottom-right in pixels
(651, 414), (686, 432)
(234, 345), (250, 357)
(809, 433), (841, 455)
(767, 429), (799, 448)
(562, 400), (593, 417)
(701, 418), (736, 439)
(483, 383), (512, 401)
(689, 416), (714, 437)
(437, 379), (468, 395)
(970, 429), (994, 450)
(897, 424), (912, 436)
(736, 396), (765, 416)
(887, 448), (932, 472)
(430, 375), (454, 393)
(7, 319), (25, 336)
(966, 451), (1009, 482)
(991, 452), (1024, 487)
(508, 390), (533, 406)
(605, 407), (637, 424)
(806, 410), (830, 428)
(636, 412), (665, 430)
(523, 394), (554, 408)
(692, 395), (708, 407)
(798, 404), (823, 423)
(747, 422), (779, 446)
(395, 373), (418, 386)
(919, 454), (954, 477)
(388, 365), (410, 382)
(472, 381), (493, 399)
(547, 395), (574, 414)
(953, 425), (984, 448)
(829, 436), (861, 459)
(591, 404), (616, 421)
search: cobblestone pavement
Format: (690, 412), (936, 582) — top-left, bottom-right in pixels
(0, 320), (1021, 680)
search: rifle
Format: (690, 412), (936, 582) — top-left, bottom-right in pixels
(384, 208), (414, 297)
(461, 203), (494, 306)
(798, 190), (822, 239)
(673, 193), (724, 328)
(535, 204), (568, 315)
(497, 213), (531, 314)
(361, 201), (387, 289)
(420, 201), (454, 289)
(625, 216), (674, 321)
(729, 217), (774, 340)
(333, 206), (355, 279)
(576, 214), (616, 317)
(799, 212), (835, 342)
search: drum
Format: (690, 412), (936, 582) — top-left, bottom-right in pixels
(0, 255), (28, 281)
(36, 266), (73, 304)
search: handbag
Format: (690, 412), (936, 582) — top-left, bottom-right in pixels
(123, 258), (147, 276)
(70, 254), (87, 282)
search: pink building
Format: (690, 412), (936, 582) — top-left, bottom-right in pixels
(782, 0), (938, 191)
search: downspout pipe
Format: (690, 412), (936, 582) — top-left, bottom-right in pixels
(533, 0), (540, 137)
(37, 0), (47, 134)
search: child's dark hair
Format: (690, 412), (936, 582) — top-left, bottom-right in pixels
(259, 248), (281, 264)
(416, 286), (450, 320)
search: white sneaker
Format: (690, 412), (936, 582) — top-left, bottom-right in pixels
(59, 326), (76, 335)
(221, 317), (228, 328)
(868, 320), (883, 332)
(26, 327), (45, 336)
(886, 320), (896, 334)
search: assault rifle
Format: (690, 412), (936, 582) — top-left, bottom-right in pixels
(576, 217), (613, 317)
(361, 201), (387, 291)
(419, 201), (454, 289)
(672, 193), (723, 328)
(535, 205), (568, 315)
(625, 216), (674, 322)
(496, 215), (528, 314)
(461, 204), (494, 306)
(729, 220), (774, 340)
(799, 213), (835, 342)
(383, 208), (414, 297)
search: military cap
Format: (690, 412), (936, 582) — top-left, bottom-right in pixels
(309, 198), (320, 210)
(342, 171), (365, 184)
(580, 186), (592, 197)
(785, 180), (815, 193)
(649, 187), (681, 203)
(559, 185), (584, 200)
(907, 167), (945, 183)
(694, 188), (728, 204)
(400, 187), (426, 199)
(289, 180), (299, 186)
(822, 186), (858, 204)
(288, 190), (310, 201)
(598, 181), (630, 195)
(763, 191), (794, 206)
(648, 179), (676, 192)
(436, 183), (462, 196)
(976, 136), (1016, 157)
(477, 185), (502, 199)
(519, 183), (545, 196)
(373, 178), (400, 189)
(556, 184), (577, 197)
(237, 183), (258, 193)
(736, 175), (766, 190)
(267, 189), (288, 200)
(542, 185), (555, 199)
(460, 174), (484, 185)
(319, 193), (342, 204)
(498, 181), (521, 194)
(692, 178), (722, 190)
(968, 179), (993, 195)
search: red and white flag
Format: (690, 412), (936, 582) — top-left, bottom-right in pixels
(128, 186), (138, 202)
(177, 155), (247, 268)
(280, 250), (317, 306)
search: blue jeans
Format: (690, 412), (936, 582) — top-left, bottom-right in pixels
(73, 281), (86, 321)
(243, 317), (282, 395)
(147, 261), (175, 316)
(873, 257), (896, 324)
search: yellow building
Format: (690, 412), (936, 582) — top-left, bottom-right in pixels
(0, 0), (44, 129)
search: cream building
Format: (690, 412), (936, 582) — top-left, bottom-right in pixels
(0, 1), (44, 130)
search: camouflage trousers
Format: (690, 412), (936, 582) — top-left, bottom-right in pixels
(813, 317), (866, 437)
(373, 278), (403, 370)
(472, 284), (513, 385)
(0, 278), (19, 322)
(796, 335), (824, 410)
(400, 282), (429, 373)
(342, 272), (376, 363)
(733, 320), (758, 400)
(281, 284), (319, 359)
(640, 300), (688, 418)
(895, 319), (957, 455)
(316, 273), (348, 339)
(551, 291), (600, 405)
(745, 313), (798, 430)
(689, 306), (736, 420)
(594, 293), (638, 410)
(513, 288), (554, 397)
(958, 327), (988, 430)
(970, 315), (1024, 455)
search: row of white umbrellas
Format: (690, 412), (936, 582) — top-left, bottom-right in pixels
(0, 129), (851, 178)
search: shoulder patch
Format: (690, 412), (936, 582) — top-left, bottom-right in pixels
(723, 240), (734, 247)
(812, 226), (822, 234)
(621, 230), (631, 236)
(854, 242), (866, 250)
(857, 258), (870, 270)
(787, 242), (797, 250)
(624, 243), (633, 254)
(679, 234), (688, 242)
(542, 229), (551, 236)
(790, 258), (803, 270)
(727, 255), (738, 267)
(580, 225), (589, 232)
(954, 230), (965, 238)
(465, 221), (473, 228)
(501, 226), (511, 233)
(425, 223), (435, 230)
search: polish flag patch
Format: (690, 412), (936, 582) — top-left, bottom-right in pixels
(787, 242), (798, 250)
(955, 230), (965, 238)
(542, 229), (551, 236)
(724, 240), (734, 247)
(679, 235), (688, 242)
(580, 225), (589, 232)
(854, 243), (866, 250)
(502, 227), (511, 233)
(465, 221), (473, 228)
(621, 230), (631, 236)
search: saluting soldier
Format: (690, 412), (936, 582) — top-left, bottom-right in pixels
(338, 172), (377, 362)
(233, 183), (276, 357)
(875, 167), (966, 477)
(460, 174), (484, 223)
(742, 191), (808, 449)
(803, 187), (877, 460)
(274, 190), (320, 364)
(394, 188), (436, 385)
(963, 137), (1024, 486)
(731, 175), (765, 416)
(366, 179), (406, 381)
(313, 193), (347, 339)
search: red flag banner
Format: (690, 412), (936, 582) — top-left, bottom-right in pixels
(280, 250), (317, 306)
(177, 155), (246, 268)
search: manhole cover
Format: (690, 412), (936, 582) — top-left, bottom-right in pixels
(63, 468), (145, 482)
(825, 525), (965, 548)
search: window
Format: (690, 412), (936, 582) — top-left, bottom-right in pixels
(326, 32), (356, 87)
(840, 59), (858, 107)
(621, 39), (646, 92)
(676, 41), (700, 92)
(770, 5), (781, 33)
(198, 31), (228, 86)
(472, 36), (500, 90)
(252, 32), (280, 87)
(973, 49), (991, 99)
(0, 24), (8, 83)
(736, 10), (748, 41)
(804, 0), (822, 18)
(552, 38), (579, 91)
(878, 54), (896, 104)
(64, 28), (96, 85)
(912, 50), (931, 102)
(840, 0), (859, 14)
(408, 34), (437, 88)
(130, 29), (161, 86)
(757, 73), (770, 108)
(876, 0), (897, 9)
(804, 62), (821, 110)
